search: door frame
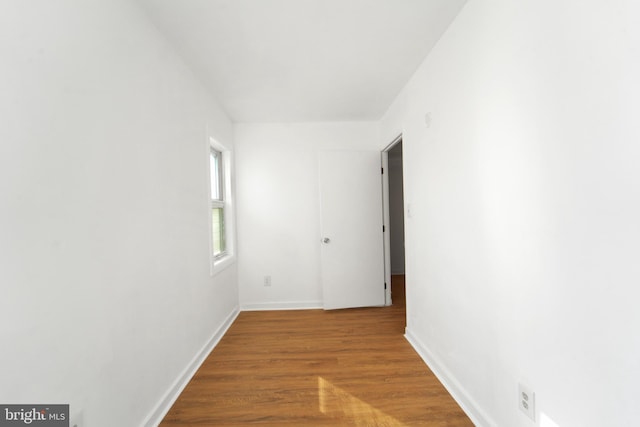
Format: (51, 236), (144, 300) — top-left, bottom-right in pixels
(381, 134), (403, 306)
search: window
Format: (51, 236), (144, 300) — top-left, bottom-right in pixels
(208, 137), (235, 275)
(210, 147), (226, 259)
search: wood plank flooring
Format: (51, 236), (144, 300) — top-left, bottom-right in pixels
(161, 276), (472, 426)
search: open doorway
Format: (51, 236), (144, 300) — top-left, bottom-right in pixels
(388, 142), (405, 307)
(382, 136), (406, 309)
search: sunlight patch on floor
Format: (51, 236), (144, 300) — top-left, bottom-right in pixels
(318, 376), (406, 426)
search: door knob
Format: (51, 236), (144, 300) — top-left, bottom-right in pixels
(322, 237), (331, 244)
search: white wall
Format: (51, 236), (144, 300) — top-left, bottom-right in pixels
(0, 1), (238, 426)
(235, 122), (380, 309)
(382, 0), (640, 426)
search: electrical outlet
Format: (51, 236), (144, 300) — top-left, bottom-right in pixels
(518, 383), (535, 421)
(69, 409), (83, 427)
(264, 275), (271, 287)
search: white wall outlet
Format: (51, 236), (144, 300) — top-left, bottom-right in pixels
(69, 409), (83, 427)
(264, 275), (271, 286)
(518, 383), (535, 421)
(424, 112), (432, 128)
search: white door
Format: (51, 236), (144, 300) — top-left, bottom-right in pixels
(319, 150), (386, 310)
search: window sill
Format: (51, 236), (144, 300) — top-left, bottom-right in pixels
(211, 254), (236, 277)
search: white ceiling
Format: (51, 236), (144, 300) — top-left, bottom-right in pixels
(135, 0), (467, 122)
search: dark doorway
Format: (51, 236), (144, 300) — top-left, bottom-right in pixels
(387, 141), (405, 306)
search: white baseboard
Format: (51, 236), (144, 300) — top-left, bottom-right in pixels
(405, 328), (497, 427)
(142, 306), (240, 427)
(241, 300), (323, 311)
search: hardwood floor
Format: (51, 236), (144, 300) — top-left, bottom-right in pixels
(161, 276), (472, 426)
